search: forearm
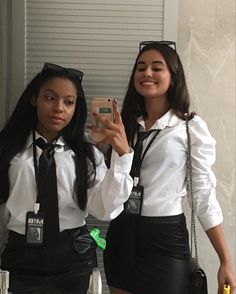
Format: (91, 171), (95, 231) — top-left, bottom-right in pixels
(206, 224), (231, 264)
(206, 224), (236, 293)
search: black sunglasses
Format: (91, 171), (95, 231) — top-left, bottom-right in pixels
(41, 63), (84, 82)
(139, 40), (176, 52)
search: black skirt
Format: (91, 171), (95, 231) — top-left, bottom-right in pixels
(103, 213), (192, 294)
(2, 226), (97, 293)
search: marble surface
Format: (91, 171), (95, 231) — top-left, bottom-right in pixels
(178, 0), (235, 293)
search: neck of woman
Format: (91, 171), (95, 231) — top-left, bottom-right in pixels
(144, 97), (170, 130)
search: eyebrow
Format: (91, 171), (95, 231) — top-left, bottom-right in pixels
(43, 88), (76, 98)
(137, 60), (165, 66)
(44, 88), (57, 94)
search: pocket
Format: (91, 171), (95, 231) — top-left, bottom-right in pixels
(1, 232), (27, 269)
(72, 227), (97, 255)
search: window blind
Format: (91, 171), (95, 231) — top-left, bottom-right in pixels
(25, 0), (164, 103)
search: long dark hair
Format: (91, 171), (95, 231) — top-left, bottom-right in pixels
(121, 42), (192, 142)
(0, 67), (96, 210)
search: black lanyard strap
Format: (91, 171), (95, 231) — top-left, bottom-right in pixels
(131, 128), (160, 179)
(141, 129), (160, 162)
(33, 130), (39, 194)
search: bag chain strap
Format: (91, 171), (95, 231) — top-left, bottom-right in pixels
(184, 113), (199, 265)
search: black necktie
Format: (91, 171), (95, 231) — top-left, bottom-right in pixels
(130, 131), (154, 178)
(35, 137), (60, 248)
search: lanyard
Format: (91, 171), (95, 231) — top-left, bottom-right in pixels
(140, 129), (160, 162)
(32, 130), (39, 198)
(132, 127), (160, 179)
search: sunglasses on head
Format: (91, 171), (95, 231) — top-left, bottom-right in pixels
(139, 40), (176, 52)
(41, 63), (84, 82)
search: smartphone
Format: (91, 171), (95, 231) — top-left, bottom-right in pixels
(91, 97), (114, 142)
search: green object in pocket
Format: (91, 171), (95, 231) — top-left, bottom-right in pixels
(90, 227), (106, 250)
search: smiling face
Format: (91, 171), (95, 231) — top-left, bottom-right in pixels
(134, 49), (171, 101)
(32, 77), (77, 142)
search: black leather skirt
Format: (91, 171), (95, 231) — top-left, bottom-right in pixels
(104, 213), (192, 294)
(2, 226), (97, 293)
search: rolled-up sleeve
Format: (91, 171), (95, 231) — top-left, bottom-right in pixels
(188, 117), (223, 231)
(87, 147), (133, 221)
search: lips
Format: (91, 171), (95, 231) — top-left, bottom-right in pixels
(140, 80), (157, 87)
(48, 116), (65, 122)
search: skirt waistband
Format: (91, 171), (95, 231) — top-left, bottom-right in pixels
(8, 225), (88, 245)
(138, 213), (186, 224)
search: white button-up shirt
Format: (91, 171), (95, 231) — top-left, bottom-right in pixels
(135, 110), (223, 231)
(0, 133), (133, 242)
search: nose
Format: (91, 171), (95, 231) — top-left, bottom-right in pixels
(143, 67), (152, 77)
(54, 99), (63, 113)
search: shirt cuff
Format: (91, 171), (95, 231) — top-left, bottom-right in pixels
(198, 211), (224, 231)
(110, 149), (134, 174)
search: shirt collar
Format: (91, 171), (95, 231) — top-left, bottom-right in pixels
(25, 131), (66, 149)
(137, 109), (181, 130)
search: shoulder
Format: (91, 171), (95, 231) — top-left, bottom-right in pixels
(188, 115), (216, 147)
(189, 115), (208, 128)
(189, 115), (211, 134)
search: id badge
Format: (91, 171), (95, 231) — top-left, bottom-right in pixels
(25, 211), (44, 245)
(124, 185), (144, 215)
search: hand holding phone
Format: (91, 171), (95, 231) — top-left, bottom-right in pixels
(90, 97), (130, 156)
(91, 97), (114, 143)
